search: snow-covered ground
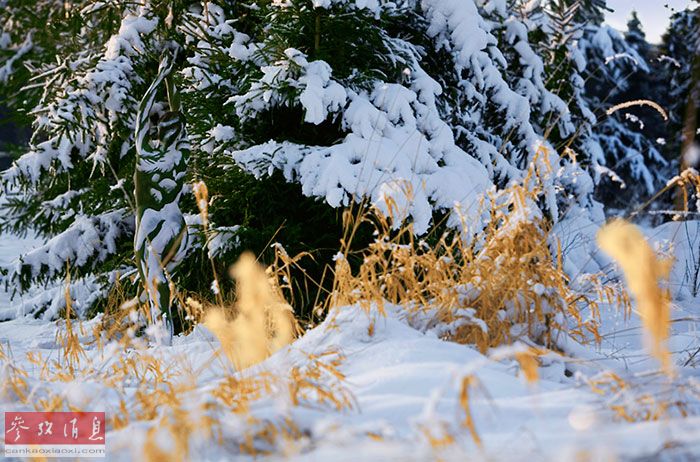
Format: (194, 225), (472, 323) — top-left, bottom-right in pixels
(1, 221), (699, 461)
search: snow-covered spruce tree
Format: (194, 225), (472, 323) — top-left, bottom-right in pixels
(617, 11), (667, 146)
(579, 22), (668, 207)
(182, 0), (493, 238)
(183, 0), (606, 233)
(477, 2), (586, 163)
(624, 11), (650, 58)
(528, 1), (667, 208)
(0, 1), (196, 319)
(1, 0), (626, 320)
(515, 1), (596, 165)
(0, 1), (79, 123)
(660, 4), (700, 176)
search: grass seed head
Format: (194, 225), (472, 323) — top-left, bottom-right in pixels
(204, 252), (297, 370)
(597, 220), (673, 374)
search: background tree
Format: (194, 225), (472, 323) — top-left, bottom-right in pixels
(575, 5), (668, 208)
(624, 11), (650, 57)
(660, 4), (700, 177)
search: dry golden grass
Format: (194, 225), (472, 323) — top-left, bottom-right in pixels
(515, 348), (542, 385)
(0, 243), (352, 459)
(458, 375), (481, 447)
(324, 150), (601, 353)
(0, 343), (29, 403)
(288, 349), (355, 411)
(633, 168), (700, 219)
(673, 169), (700, 215)
(202, 252), (298, 370)
(192, 177), (298, 373)
(597, 220), (673, 373)
(588, 371), (694, 422)
(54, 264), (87, 378)
(606, 99), (668, 121)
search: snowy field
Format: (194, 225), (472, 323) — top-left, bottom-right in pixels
(1, 220), (699, 461)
